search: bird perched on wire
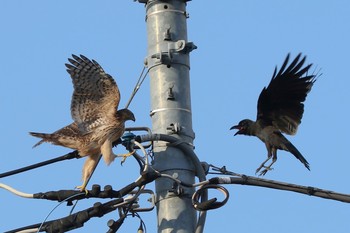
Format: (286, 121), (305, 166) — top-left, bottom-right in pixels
(230, 53), (319, 176)
(30, 54), (135, 192)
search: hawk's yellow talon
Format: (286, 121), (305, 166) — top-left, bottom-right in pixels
(76, 186), (89, 195)
(76, 180), (89, 195)
(118, 150), (136, 165)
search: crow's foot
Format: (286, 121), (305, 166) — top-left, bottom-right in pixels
(258, 166), (274, 176)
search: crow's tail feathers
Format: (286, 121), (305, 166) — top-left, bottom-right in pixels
(285, 141), (310, 170)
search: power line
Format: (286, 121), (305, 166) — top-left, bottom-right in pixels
(0, 151), (80, 179)
(4, 133), (350, 232)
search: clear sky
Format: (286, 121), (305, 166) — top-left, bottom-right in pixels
(1, 1), (350, 232)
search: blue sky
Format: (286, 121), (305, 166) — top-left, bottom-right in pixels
(1, 1), (350, 232)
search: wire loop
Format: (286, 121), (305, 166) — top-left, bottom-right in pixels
(192, 184), (229, 211)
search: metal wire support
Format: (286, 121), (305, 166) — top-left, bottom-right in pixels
(136, 133), (207, 233)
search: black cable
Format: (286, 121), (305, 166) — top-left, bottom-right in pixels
(0, 137), (125, 180)
(33, 184), (124, 202)
(40, 199), (123, 232)
(135, 134), (206, 181)
(5, 134), (202, 232)
(31, 169), (160, 203)
(4, 199), (124, 233)
(133, 151), (146, 173)
(109, 197), (138, 233)
(107, 217), (126, 233)
(0, 151), (80, 178)
(192, 184), (229, 211)
(0, 131), (140, 180)
(4, 223), (41, 233)
(5, 171), (159, 232)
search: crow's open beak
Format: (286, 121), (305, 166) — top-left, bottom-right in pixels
(230, 125), (241, 136)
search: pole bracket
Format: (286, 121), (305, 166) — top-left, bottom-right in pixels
(146, 40), (197, 69)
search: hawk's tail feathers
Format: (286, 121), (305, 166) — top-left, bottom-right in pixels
(29, 132), (54, 148)
(285, 141), (310, 171)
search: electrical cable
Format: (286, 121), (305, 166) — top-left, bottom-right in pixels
(37, 193), (86, 232)
(128, 212), (147, 233)
(3, 139), (155, 232)
(7, 184), (155, 232)
(156, 171), (229, 211)
(0, 183), (33, 198)
(192, 184), (229, 211)
(106, 186), (149, 233)
(133, 140), (150, 172)
(16, 229), (37, 233)
(207, 164), (350, 203)
(113, 185), (144, 209)
(0, 151), (80, 178)
(5, 134), (204, 232)
(159, 173), (210, 189)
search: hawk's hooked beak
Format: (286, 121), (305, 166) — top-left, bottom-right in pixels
(230, 125), (241, 136)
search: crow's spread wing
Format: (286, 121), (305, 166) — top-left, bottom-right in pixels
(257, 53), (316, 135)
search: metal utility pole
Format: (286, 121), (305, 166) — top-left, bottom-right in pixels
(138, 0), (198, 232)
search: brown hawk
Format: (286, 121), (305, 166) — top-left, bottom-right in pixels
(30, 54), (135, 192)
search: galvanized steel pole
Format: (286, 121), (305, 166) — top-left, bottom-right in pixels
(138, 0), (197, 232)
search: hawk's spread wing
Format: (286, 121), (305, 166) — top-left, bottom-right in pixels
(256, 53), (316, 135)
(65, 55), (121, 134)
